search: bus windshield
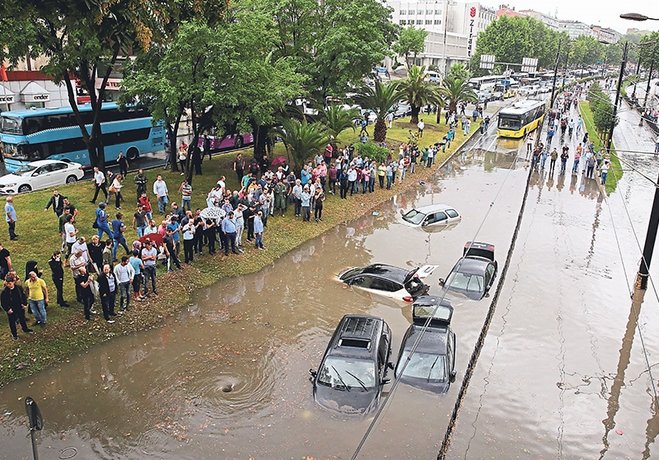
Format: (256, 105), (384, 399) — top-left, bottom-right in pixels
(1, 117), (23, 135)
(498, 115), (521, 130)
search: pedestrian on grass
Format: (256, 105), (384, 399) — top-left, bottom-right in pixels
(110, 174), (124, 209)
(153, 175), (169, 214)
(221, 211), (239, 255)
(134, 169), (148, 202)
(301, 186), (312, 221)
(114, 256), (134, 312)
(95, 202), (113, 240)
(254, 211), (265, 249)
(314, 187), (325, 222)
(179, 180), (192, 211)
(26, 271), (48, 326)
(128, 250), (144, 301)
(111, 213), (130, 261)
(76, 266), (95, 321)
(97, 264), (117, 323)
(140, 239), (158, 296)
(91, 167), (108, 204)
(117, 151), (129, 177)
(44, 190), (64, 217)
(1, 274), (32, 340)
(5, 196), (17, 241)
(48, 251), (68, 307)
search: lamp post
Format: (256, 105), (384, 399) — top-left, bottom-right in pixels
(606, 41), (628, 154)
(621, 12), (659, 289)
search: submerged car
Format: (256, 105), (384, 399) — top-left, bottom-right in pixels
(0, 160), (84, 194)
(439, 242), (497, 300)
(400, 204), (461, 228)
(310, 314), (393, 414)
(338, 263), (437, 302)
(395, 296), (456, 393)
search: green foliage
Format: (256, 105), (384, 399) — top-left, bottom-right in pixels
(356, 142), (389, 163)
(447, 63), (470, 82)
(394, 26), (428, 68)
(273, 119), (328, 171)
(398, 66), (439, 124)
(586, 82), (616, 137)
(353, 81), (402, 142)
(569, 36), (605, 67)
(320, 105), (359, 139)
(438, 77), (477, 113)
(638, 32), (659, 69)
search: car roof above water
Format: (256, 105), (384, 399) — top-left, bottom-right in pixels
(408, 204), (455, 214)
(359, 264), (410, 284)
(330, 315), (385, 358)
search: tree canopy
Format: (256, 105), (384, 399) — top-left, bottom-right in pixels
(394, 26), (428, 69)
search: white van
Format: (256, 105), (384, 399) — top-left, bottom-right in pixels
(425, 71), (441, 83)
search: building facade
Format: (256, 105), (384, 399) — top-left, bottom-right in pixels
(0, 70), (74, 113)
(518, 9), (560, 30)
(591, 26), (621, 44)
(558, 20), (594, 39)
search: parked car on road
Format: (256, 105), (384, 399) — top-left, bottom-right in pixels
(310, 314), (393, 414)
(439, 242), (498, 300)
(0, 159), (84, 194)
(391, 102), (412, 119)
(395, 296), (456, 393)
(338, 263), (437, 302)
(400, 204), (461, 228)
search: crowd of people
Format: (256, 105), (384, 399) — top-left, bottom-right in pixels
(1, 123), (471, 339)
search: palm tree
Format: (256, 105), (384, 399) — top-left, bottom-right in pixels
(398, 65), (440, 125)
(438, 76), (477, 114)
(273, 119), (328, 172)
(320, 105), (359, 139)
(353, 80), (401, 142)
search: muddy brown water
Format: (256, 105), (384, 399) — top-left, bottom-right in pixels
(1, 116), (658, 459)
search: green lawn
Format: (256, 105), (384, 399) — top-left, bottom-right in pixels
(0, 116), (480, 386)
(579, 101), (623, 193)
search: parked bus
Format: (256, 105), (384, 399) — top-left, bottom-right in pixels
(0, 102), (164, 172)
(468, 75), (504, 91)
(496, 99), (546, 138)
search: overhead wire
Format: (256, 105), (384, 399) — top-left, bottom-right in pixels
(350, 118), (521, 460)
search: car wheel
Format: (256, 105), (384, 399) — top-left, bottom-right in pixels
(18, 184), (31, 193)
(235, 136), (244, 149)
(65, 175), (78, 184)
(127, 147), (139, 161)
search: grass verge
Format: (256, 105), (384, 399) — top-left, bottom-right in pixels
(579, 101), (623, 193)
(0, 117), (480, 387)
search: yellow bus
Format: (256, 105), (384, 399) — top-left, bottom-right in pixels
(496, 100), (546, 138)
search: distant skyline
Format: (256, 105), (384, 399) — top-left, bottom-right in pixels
(480, 0), (659, 34)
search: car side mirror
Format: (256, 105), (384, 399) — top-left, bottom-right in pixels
(382, 378), (391, 385)
(421, 220), (429, 226)
(484, 292), (490, 298)
(449, 371), (456, 383)
(309, 369), (317, 380)
(399, 209), (404, 215)
(438, 278), (445, 286)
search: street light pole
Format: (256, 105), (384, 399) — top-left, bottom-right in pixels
(642, 46), (656, 115)
(549, 40), (562, 109)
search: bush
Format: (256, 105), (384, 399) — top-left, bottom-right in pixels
(355, 142), (390, 163)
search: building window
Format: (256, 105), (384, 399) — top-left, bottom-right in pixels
(416, 19), (423, 24)
(434, 19), (441, 24)
(399, 10), (406, 15)
(399, 20), (407, 25)
(426, 10), (433, 14)
(417, 9), (423, 14)
(435, 9), (441, 14)
(425, 19), (432, 24)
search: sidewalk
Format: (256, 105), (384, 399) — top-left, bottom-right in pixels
(613, 98), (658, 155)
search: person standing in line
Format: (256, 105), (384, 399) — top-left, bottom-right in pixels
(76, 266), (95, 321)
(5, 196), (17, 241)
(221, 211), (239, 256)
(117, 151), (129, 177)
(1, 274), (33, 340)
(132, 205), (147, 238)
(44, 190), (64, 217)
(179, 180), (192, 211)
(234, 205), (244, 249)
(300, 186), (312, 222)
(182, 218), (195, 263)
(134, 169), (148, 202)
(26, 271), (48, 327)
(601, 159), (610, 185)
(560, 145), (569, 173)
(153, 175), (169, 214)
(586, 154), (596, 179)
(48, 251), (68, 307)
(549, 148), (558, 174)
(114, 256), (134, 312)
(427, 148), (434, 168)
(314, 187), (325, 222)
(254, 211), (265, 249)
(97, 263), (117, 323)
(91, 167), (108, 204)
(128, 250), (144, 302)
(572, 144), (582, 174)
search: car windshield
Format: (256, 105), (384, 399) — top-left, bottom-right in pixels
(397, 351), (447, 382)
(14, 164), (38, 175)
(402, 209), (426, 225)
(318, 357), (376, 390)
(340, 267), (364, 281)
(498, 115), (521, 130)
(446, 272), (484, 293)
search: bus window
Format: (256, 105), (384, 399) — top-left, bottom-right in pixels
(498, 116), (521, 130)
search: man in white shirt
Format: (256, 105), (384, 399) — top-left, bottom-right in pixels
(63, 215), (78, 261)
(91, 167), (108, 204)
(153, 175), (169, 214)
(71, 237), (89, 265)
(417, 119), (425, 138)
(114, 255), (135, 311)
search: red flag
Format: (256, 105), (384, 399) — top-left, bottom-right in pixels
(0, 64), (7, 82)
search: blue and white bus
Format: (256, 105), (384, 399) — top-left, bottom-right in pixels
(0, 102), (164, 172)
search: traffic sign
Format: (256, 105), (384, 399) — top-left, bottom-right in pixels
(521, 57), (538, 73)
(480, 54), (495, 70)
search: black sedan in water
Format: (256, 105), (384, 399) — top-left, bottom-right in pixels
(439, 242), (498, 300)
(395, 296), (456, 393)
(310, 314), (393, 414)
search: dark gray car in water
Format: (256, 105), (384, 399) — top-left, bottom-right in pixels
(439, 242), (498, 300)
(310, 315), (392, 415)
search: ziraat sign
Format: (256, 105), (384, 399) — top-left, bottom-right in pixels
(467, 7), (476, 57)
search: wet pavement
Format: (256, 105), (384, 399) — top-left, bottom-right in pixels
(446, 96), (659, 459)
(0, 124), (529, 459)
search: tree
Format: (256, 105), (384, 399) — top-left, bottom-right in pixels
(0, 0), (181, 170)
(320, 105), (359, 140)
(446, 63), (470, 82)
(268, 0), (397, 101)
(587, 82), (616, 142)
(353, 81), (401, 142)
(273, 119), (328, 171)
(438, 77), (477, 114)
(398, 66), (439, 125)
(394, 27), (428, 68)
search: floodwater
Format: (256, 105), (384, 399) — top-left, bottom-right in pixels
(446, 102), (659, 459)
(0, 126), (529, 459)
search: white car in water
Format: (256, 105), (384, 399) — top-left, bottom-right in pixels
(400, 204), (461, 228)
(0, 160), (84, 194)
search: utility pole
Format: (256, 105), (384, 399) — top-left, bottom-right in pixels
(641, 44), (657, 115)
(549, 40), (562, 109)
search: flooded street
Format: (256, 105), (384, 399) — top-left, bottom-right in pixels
(2, 105), (659, 459)
(0, 128), (529, 459)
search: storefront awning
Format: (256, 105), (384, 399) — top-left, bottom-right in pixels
(20, 81), (49, 103)
(0, 84), (14, 104)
